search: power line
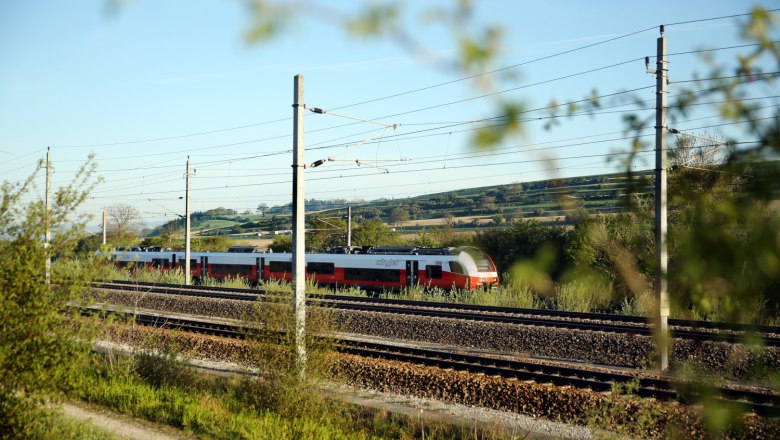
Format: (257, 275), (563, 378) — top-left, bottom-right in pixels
(42, 91), (780, 192)
(44, 24), (661, 151)
(79, 98), (780, 193)
(45, 49), (778, 167)
(52, 117), (290, 148)
(329, 26), (657, 112)
(664, 9), (780, 27)
(674, 71), (780, 84)
(30, 9), (777, 155)
(106, 111), (773, 194)
(86, 139), (756, 200)
(667, 41), (780, 57)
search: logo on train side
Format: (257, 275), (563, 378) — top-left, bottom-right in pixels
(376, 258), (400, 267)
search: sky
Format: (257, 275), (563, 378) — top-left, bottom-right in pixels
(1, 0), (779, 228)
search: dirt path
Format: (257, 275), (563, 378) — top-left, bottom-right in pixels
(62, 402), (190, 440)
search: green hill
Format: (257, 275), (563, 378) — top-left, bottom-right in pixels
(149, 169), (656, 238)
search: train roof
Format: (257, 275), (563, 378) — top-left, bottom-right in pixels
(326, 246), (457, 255)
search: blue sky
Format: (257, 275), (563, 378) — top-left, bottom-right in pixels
(1, 0), (778, 227)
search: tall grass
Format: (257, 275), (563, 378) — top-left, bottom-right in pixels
(553, 281), (613, 313)
(201, 275), (252, 289)
(86, 261), (190, 285)
(101, 261), (770, 320)
(73, 312), (513, 440)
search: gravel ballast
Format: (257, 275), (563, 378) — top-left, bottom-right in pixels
(97, 322), (780, 439)
(93, 289), (780, 378)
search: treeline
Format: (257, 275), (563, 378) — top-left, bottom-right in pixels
(274, 172), (654, 228)
(266, 198), (360, 215)
(147, 170), (657, 238)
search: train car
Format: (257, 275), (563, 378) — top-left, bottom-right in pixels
(104, 246), (498, 290)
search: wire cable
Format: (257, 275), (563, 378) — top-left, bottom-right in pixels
(665, 9), (780, 27)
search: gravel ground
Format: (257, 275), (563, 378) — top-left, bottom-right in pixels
(331, 385), (597, 440)
(93, 340), (594, 439)
(92, 289), (780, 380)
(95, 321), (780, 439)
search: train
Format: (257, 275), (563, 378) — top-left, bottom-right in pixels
(105, 245), (499, 291)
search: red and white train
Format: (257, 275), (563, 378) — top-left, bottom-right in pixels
(107, 246), (499, 291)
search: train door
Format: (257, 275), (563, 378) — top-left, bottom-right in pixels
(200, 256), (209, 278)
(405, 260), (419, 287)
(256, 257), (264, 283)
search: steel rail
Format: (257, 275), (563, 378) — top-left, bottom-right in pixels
(92, 280), (780, 346)
(84, 306), (780, 417)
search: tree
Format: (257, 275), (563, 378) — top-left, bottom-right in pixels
(504, 207), (523, 223)
(351, 219), (400, 246)
(105, 203), (144, 244)
(190, 236), (232, 252)
(270, 234), (292, 252)
(306, 216), (346, 251)
(442, 211), (455, 227)
(388, 207), (410, 227)
(472, 219), (575, 285)
(407, 230), (441, 248)
(477, 195), (497, 212)
(1, 157), (101, 435)
(257, 203), (269, 216)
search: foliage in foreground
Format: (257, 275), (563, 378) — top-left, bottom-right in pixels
(0, 157), (103, 437)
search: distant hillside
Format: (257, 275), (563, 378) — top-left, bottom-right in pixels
(148, 169), (656, 238)
(147, 160), (779, 238)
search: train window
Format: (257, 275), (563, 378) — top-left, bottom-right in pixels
(269, 261), (292, 273)
(307, 262), (334, 275)
(178, 259), (197, 267)
(210, 264), (253, 276)
(449, 261), (466, 275)
(464, 248), (493, 271)
(425, 265), (442, 279)
(151, 259), (168, 268)
(344, 268), (400, 282)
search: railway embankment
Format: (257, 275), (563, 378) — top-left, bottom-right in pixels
(94, 317), (780, 439)
(91, 286), (780, 380)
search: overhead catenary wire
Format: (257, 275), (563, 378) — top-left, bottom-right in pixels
(664, 9), (780, 27)
(85, 137), (761, 201)
(41, 47), (779, 173)
(14, 9), (777, 186)
(44, 21), (663, 151)
(52, 65), (778, 173)
(22, 10), (780, 222)
(37, 89), (780, 201)
(74, 99), (779, 195)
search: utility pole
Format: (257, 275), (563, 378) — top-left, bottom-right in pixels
(102, 211), (107, 245)
(292, 74), (307, 372)
(346, 206), (352, 247)
(185, 156), (192, 285)
(649, 26), (669, 371)
(44, 147), (52, 286)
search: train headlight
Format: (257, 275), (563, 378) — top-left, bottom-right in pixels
(479, 278), (485, 283)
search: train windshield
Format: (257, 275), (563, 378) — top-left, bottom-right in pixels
(455, 246), (495, 272)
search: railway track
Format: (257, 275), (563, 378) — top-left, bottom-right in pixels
(92, 280), (780, 346)
(83, 306), (780, 417)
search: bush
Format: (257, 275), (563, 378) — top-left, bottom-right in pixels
(554, 281), (612, 313)
(0, 157), (101, 436)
